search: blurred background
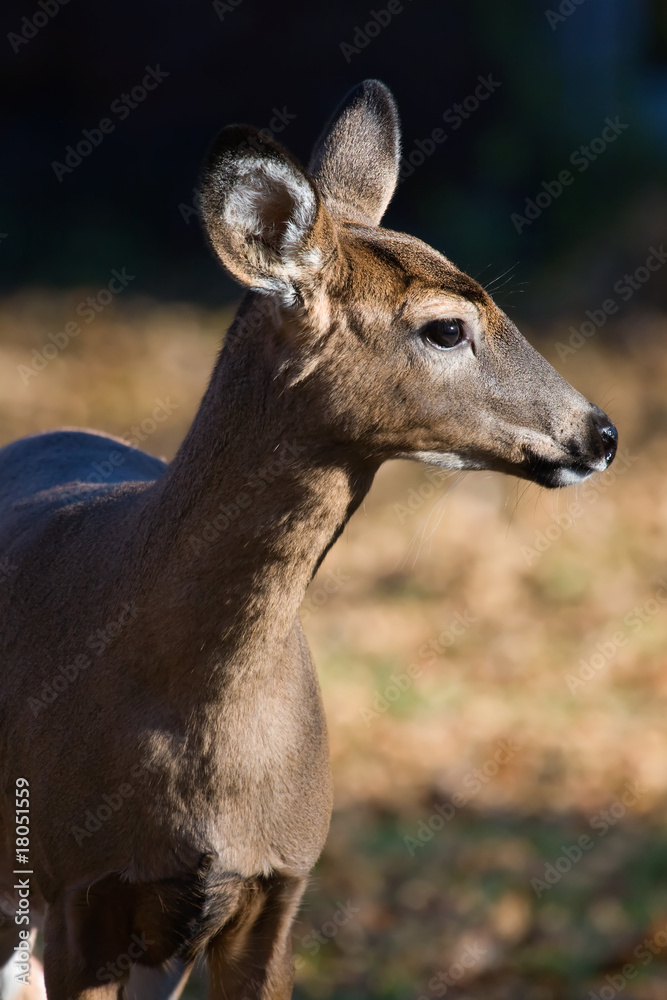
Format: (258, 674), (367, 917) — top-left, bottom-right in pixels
(2, 0), (667, 997)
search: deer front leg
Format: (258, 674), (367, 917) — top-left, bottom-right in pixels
(207, 874), (305, 1000)
(42, 898), (121, 1000)
(0, 927), (45, 999)
(125, 960), (193, 1000)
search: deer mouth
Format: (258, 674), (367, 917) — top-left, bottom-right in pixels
(519, 453), (597, 488)
(521, 439), (617, 488)
(515, 408), (618, 489)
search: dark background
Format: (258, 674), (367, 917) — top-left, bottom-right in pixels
(3, 6), (667, 999)
(2, 0), (667, 320)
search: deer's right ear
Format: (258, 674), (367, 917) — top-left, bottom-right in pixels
(200, 126), (323, 294)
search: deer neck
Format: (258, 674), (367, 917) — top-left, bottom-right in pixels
(141, 307), (375, 675)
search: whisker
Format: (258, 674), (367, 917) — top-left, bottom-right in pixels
(505, 478), (533, 535)
(399, 470), (463, 570)
(484, 261), (520, 294)
(425, 473), (466, 552)
(472, 262), (497, 282)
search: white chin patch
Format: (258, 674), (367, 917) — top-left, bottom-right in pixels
(398, 450), (479, 471)
(553, 466), (594, 486)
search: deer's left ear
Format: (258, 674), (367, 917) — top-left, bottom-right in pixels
(200, 126), (326, 294)
(309, 79), (401, 226)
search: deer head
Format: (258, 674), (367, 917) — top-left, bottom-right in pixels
(199, 80), (617, 488)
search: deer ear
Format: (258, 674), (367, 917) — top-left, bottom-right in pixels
(308, 79), (400, 226)
(200, 126), (320, 294)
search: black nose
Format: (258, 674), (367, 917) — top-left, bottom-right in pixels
(593, 414), (618, 466)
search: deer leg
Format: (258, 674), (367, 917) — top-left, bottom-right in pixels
(207, 874), (305, 1000)
(0, 930), (45, 1000)
(43, 865), (219, 1000)
(0, 901), (45, 999)
(124, 960), (193, 1000)
(0, 842), (44, 998)
(42, 897), (126, 1000)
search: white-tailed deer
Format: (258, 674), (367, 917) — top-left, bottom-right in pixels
(0, 80), (617, 999)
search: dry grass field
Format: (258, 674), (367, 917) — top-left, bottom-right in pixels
(1, 291), (666, 999)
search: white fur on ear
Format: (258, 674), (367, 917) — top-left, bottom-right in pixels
(201, 127), (322, 295)
(225, 160), (316, 255)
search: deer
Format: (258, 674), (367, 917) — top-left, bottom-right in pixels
(0, 79), (617, 999)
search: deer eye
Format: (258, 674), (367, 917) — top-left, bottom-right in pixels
(420, 318), (465, 350)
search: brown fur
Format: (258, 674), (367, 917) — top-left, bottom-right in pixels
(0, 81), (616, 998)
